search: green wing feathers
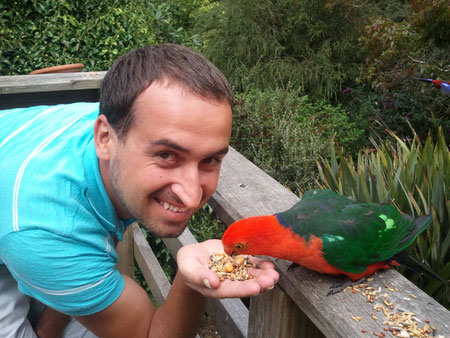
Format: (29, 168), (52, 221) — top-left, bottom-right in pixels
(275, 189), (431, 273)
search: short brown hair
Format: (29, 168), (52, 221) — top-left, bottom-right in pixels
(99, 43), (233, 138)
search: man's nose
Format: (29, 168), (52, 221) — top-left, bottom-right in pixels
(171, 165), (203, 209)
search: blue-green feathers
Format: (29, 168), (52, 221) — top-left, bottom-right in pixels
(275, 189), (431, 273)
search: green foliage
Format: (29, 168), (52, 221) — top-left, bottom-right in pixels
(317, 126), (449, 307)
(351, 1), (450, 143)
(153, 0), (210, 31)
(358, 18), (422, 89)
(411, 0), (450, 45)
(294, 97), (367, 153)
(133, 261), (159, 307)
(194, 0), (363, 98)
(339, 84), (450, 144)
(0, 0), (200, 75)
(358, 0), (412, 22)
(356, 0), (449, 90)
(188, 204), (227, 242)
(231, 88), (365, 194)
(138, 225), (177, 283)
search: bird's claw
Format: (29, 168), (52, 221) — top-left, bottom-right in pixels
(327, 278), (366, 296)
(287, 262), (302, 272)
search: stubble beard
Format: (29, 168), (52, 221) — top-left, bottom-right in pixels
(109, 157), (190, 238)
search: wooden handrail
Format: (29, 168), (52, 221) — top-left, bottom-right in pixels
(2, 72), (449, 338)
(0, 72), (106, 109)
(0, 72), (106, 94)
(210, 147), (450, 337)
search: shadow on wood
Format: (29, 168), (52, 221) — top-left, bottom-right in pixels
(3, 71), (449, 338)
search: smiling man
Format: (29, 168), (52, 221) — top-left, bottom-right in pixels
(0, 44), (278, 337)
(97, 79), (232, 239)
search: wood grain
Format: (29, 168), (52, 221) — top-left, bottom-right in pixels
(115, 226), (135, 278)
(0, 72), (105, 109)
(133, 223), (171, 306)
(209, 146), (450, 337)
(0, 72), (106, 94)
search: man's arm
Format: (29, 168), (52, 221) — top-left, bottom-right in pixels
(75, 239), (278, 337)
(34, 307), (71, 338)
(76, 273), (205, 338)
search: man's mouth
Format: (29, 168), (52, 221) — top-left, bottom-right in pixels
(158, 200), (188, 213)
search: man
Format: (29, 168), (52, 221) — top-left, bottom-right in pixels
(0, 44), (278, 337)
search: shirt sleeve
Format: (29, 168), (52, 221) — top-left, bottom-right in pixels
(0, 229), (125, 316)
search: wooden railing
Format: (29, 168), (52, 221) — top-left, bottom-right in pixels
(2, 72), (449, 338)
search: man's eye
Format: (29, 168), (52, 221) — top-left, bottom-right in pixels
(201, 157), (221, 166)
(156, 152), (176, 161)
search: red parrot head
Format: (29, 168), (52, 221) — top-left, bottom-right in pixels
(432, 80), (443, 87)
(221, 215), (280, 256)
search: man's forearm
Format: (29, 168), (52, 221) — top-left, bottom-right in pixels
(34, 306), (71, 338)
(149, 272), (207, 338)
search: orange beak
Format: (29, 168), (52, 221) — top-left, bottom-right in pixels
(223, 245), (233, 256)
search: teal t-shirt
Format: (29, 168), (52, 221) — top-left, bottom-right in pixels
(0, 103), (133, 316)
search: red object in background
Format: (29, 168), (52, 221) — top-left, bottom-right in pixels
(30, 63), (84, 75)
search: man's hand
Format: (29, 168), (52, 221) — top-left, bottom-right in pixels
(177, 239), (279, 298)
(76, 239), (278, 338)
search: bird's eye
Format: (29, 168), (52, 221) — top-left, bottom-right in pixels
(234, 243), (245, 250)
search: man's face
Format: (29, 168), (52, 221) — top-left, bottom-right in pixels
(100, 81), (232, 238)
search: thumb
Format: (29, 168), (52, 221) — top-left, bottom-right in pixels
(176, 244), (221, 291)
(182, 265), (220, 291)
(201, 269), (221, 289)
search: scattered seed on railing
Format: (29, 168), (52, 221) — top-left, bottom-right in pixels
(341, 277), (439, 337)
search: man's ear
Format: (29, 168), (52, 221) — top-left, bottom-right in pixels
(94, 114), (116, 160)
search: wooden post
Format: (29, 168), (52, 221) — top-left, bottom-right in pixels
(133, 224), (171, 306)
(3, 73), (450, 338)
(248, 285), (325, 338)
(116, 226), (135, 278)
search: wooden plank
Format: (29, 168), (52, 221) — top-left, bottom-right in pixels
(248, 285), (325, 338)
(133, 223), (171, 306)
(163, 226), (199, 253)
(209, 147), (299, 226)
(0, 72), (106, 94)
(210, 146), (450, 337)
(0, 72), (104, 109)
(116, 226), (135, 278)
(279, 262), (450, 337)
(205, 298), (248, 338)
(0, 89), (100, 109)
(163, 229), (249, 338)
(132, 224), (201, 338)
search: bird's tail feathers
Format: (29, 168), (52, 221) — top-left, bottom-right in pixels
(391, 251), (445, 284)
(415, 78), (433, 83)
(399, 215), (431, 248)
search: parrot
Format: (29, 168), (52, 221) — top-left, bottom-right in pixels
(222, 189), (443, 283)
(416, 78), (450, 96)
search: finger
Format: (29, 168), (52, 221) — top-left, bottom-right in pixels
(247, 256), (275, 270)
(182, 265), (221, 291)
(251, 270), (279, 288)
(203, 279), (262, 299)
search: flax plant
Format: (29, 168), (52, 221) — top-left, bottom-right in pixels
(317, 126), (449, 307)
